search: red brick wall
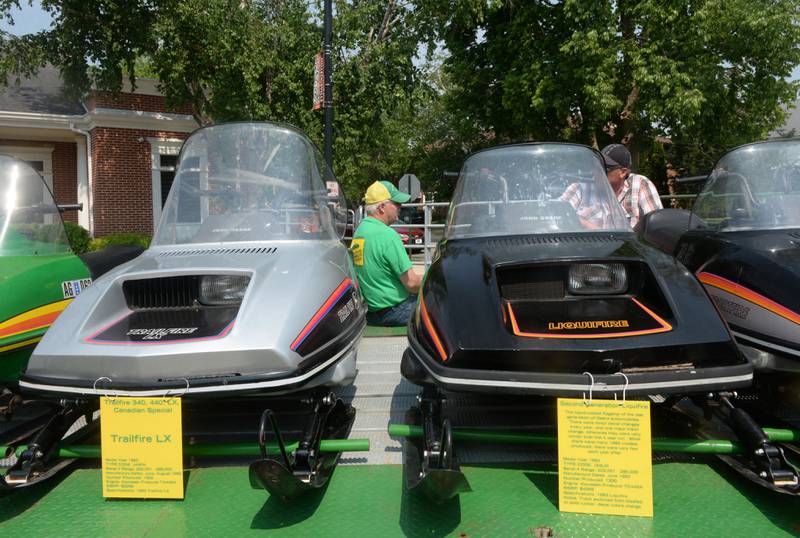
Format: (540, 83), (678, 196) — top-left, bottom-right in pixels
(0, 139), (78, 222)
(86, 90), (194, 115)
(52, 142), (78, 223)
(90, 127), (187, 236)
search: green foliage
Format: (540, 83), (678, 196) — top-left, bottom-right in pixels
(411, 0), (800, 192)
(0, 0), (432, 204)
(63, 221), (90, 253)
(89, 233), (151, 251)
(1, 0), (799, 201)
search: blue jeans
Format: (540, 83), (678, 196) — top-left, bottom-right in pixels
(366, 295), (417, 327)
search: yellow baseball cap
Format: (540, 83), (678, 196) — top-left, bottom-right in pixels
(363, 180), (411, 205)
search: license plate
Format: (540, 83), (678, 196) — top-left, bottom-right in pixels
(414, 238), (423, 244)
(62, 278), (93, 299)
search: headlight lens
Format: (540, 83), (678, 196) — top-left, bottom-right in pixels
(199, 275), (250, 305)
(568, 263), (627, 295)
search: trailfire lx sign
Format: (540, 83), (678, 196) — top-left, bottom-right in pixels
(100, 397), (184, 499)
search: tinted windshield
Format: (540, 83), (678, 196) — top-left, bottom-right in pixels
(153, 123), (347, 245)
(693, 139), (800, 231)
(0, 155), (70, 256)
(445, 144), (630, 239)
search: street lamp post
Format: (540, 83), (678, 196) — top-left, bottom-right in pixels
(323, 0), (333, 169)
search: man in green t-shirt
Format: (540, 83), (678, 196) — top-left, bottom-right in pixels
(350, 181), (422, 326)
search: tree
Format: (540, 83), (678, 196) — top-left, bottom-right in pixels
(0, 0), (433, 201)
(411, 0), (800, 187)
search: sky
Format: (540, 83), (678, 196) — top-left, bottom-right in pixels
(0, 1), (51, 35)
(3, 1), (800, 81)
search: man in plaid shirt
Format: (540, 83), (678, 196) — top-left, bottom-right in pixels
(561, 144), (662, 229)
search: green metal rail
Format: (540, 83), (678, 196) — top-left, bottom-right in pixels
(1, 439), (370, 459)
(388, 424), (800, 455)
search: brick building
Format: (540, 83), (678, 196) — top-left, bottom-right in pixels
(0, 67), (198, 236)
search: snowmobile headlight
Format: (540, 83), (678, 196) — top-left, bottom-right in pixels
(568, 263), (627, 295)
(199, 275), (250, 305)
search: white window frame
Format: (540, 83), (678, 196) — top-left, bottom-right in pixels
(148, 138), (183, 229)
(0, 144), (55, 191)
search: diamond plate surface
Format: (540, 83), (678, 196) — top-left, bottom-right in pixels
(2, 463), (799, 537)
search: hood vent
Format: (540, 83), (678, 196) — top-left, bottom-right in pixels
(487, 234), (621, 248)
(158, 247), (277, 257)
(124, 275), (200, 309)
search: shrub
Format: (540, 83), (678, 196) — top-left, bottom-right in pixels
(63, 221), (91, 254)
(89, 233), (151, 252)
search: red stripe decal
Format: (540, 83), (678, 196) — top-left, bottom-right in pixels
(291, 278), (353, 351)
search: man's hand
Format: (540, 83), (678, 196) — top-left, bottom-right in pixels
(400, 268), (422, 294)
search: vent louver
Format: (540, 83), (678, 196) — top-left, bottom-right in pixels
(487, 234), (620, 248)
(123, 276), (200, 309)
(158, 247), (277, 257)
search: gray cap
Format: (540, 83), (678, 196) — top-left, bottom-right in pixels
(601, 143), (631, 170)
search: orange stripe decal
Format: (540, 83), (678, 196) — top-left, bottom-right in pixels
(698, 272), (800, 325)
(0, 300), (72, 339)
(507, 299), (672, 339)
(420, 296), (448, 361)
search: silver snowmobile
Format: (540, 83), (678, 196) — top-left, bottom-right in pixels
(3, 122), (367, 498)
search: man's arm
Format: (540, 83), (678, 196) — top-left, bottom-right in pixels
(639, 177), (663, 214)
(400, 268), (422, 294)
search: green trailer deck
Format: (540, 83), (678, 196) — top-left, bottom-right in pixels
(2, 462), (800, 537)
(2, 334), (800, 537)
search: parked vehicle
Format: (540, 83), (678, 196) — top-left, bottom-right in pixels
(398, 142), (796, 500)
(638, 138), (800, 398)
(3, 122), (367, 498)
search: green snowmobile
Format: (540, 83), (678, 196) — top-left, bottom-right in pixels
(0, 156), (141, 385)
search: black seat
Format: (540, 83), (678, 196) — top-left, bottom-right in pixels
(635, 208), (706, 254)
(79, 244), (145, 279)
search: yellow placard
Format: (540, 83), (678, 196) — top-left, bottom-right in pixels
(350, 238), (365, 266)
(557, 398), (653, 518)
(100, 397), (184, 499)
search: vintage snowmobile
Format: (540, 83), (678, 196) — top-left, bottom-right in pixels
(638, 139), (800, 378)
(0, 156), (92, 388)
(398, 143), (798, 500)
(0, 157), (142, 391)
(2, 122), (367, 498)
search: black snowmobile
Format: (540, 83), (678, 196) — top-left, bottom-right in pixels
(397, 142), (798, 500)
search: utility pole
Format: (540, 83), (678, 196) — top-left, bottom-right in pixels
(323, 0), (333, 169)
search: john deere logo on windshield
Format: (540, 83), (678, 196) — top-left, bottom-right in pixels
(548, 320), (630, 330)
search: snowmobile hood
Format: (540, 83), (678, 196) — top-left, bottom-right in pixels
(678, 228), (800, 319)
(21, 122), (366, 398)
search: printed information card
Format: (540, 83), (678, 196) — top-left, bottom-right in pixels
(100, 396), (184, 499)
(557, 398), (653, 517)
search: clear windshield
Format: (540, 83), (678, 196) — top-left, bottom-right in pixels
(153, 123), (348, 245)
(445, 144), (630, 239)
(693, 139), (800, 232)
(0, 155), (70, 256)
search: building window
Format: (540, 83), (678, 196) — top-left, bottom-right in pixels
(159, 154), (178, 208)
(148, 138), (184, 228)
(0, 146), (55, 221)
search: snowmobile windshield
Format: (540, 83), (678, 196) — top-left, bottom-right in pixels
(693, 139), (800, 232)
(0, 155), (70, 256)
(445, 144), (631, 239)
(153, 123), (348, 245)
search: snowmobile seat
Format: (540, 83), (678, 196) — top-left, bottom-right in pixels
(636, 208), (706, 255)
(79, 244), (145, 279)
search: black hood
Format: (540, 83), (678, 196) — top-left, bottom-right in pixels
(679, 228), (800, 315)
(416, 232), (741, 376)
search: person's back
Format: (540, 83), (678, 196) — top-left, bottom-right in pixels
(352, 216), (411, 311)
(350, 181), (421, 326)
